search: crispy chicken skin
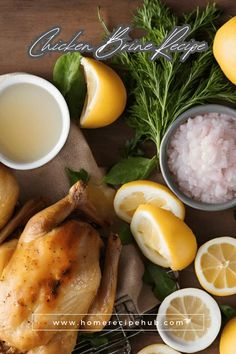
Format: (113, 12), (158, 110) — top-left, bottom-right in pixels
(0, 182), (102, 353)
(27, 331), (78, 354)
(0, 198), (45, 246)
(24, 235), (122, 354)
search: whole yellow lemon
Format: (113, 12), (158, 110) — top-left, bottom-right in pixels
(213, 17), (236, 84)
(220, 317), (236, 354)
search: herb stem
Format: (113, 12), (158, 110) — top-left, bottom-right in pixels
(108, 1), (236, 161)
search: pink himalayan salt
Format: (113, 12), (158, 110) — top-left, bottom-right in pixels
(167, 113), (236, 204)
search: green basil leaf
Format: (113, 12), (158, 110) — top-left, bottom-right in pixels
(104, 156), (157, 186)
(53, 52), (86, 119)
(66, 167), (90, 186)
(119, 224), (133, 245)
(220, 305), (236, 326)
(143, 261), (178, 301)
(79, 333), (109, 348)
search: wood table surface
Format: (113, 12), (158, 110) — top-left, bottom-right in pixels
(0, 1), (236, 354)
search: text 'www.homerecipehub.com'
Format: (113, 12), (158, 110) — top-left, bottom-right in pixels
(32, 313), (205, 332)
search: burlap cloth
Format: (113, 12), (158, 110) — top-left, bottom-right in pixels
(12, 122), (236, 315)
(12, 122), (159, 314)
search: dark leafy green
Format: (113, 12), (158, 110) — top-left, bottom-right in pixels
(53, 52), (86, 119)
(66, 167), (90, 186)
(119, 224), (134, 245)
(143, 261), (178, 301)
(122, 133), (145, 158)
(79, 333), (109, 348)
(220, 305), (236, 326)
(104, 155), (157, 186)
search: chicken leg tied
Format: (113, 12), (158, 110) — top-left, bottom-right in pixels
(81, 233), (122, 332)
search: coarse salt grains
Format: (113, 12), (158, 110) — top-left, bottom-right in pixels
(167, 113), (236, 204)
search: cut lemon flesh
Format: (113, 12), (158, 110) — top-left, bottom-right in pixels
(80, 57), (127, 128)
(130, 204), (197, 270)
(195, 237), (236, 296)
(165, 296), (211, 341)
(114, 180), (185, 223)
(137, 343), (181, 354)
(157, 288), (221, 353)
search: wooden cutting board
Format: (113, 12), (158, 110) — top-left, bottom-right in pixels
(1, 1), (236, 353)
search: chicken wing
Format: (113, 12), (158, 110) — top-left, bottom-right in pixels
(0, 198), (45, 245)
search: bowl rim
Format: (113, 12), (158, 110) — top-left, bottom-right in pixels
(159, 104), (236, 211)
(0, 73), (70, 170)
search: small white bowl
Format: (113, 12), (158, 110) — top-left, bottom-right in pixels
(0, 73), (70, 170)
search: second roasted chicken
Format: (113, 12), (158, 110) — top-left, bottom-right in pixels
(0, 181), (121, 354)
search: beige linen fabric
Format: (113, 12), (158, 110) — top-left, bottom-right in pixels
(12, 121), (159, 313)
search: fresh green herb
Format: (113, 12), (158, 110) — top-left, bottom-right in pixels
(66, 167), (90, 185)
(220, 305), (236, 326)
(79, 333), (109, 348)
(101, 0), (236, 156)
(143, 261), (178, 301)
(53, 52), (86, 119)
(104, 155), (157, 186)
(122, 134), (145, 159)
(119, 224), (134, 245)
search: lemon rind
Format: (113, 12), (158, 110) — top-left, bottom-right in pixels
(157, 288), (221, 353)
(195, 237), (236, 296)
(114, 180), (185, 223)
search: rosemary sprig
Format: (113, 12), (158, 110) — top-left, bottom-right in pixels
(105, 0), (236, 156)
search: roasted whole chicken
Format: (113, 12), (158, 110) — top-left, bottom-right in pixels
(0, 178), (121, 354)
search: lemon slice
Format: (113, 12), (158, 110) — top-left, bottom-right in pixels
(130, 204), (197, 270)
(157, 288), (221, 353)
(137, 343), (181, 354)
(114, 180), (185, 223)
(80, 57), (127, 128)
(195, 237), (236, 296)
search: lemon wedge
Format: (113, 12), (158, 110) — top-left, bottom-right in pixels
(87, 177), (115, 225)
(195, 237), (236, 296)
(137, 343), (181, 354)
(114, 180), (185, 223)
(80, 57), (127, 128)
(157, 288), (221, 353)
(130, 204), (197, 270)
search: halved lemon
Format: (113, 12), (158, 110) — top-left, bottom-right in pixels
(130, 204), (196, 270)
(220, 317), (236, 354)
(114, 180), (185, 223)
(157, 288), (221, 353)
(80, 57), (127, 128)
(213, 17), (236, 84)
(195, 237), (236, 296)
(137, 343), (181, 354)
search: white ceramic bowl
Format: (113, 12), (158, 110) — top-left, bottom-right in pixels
(0, 73), (70, 170)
